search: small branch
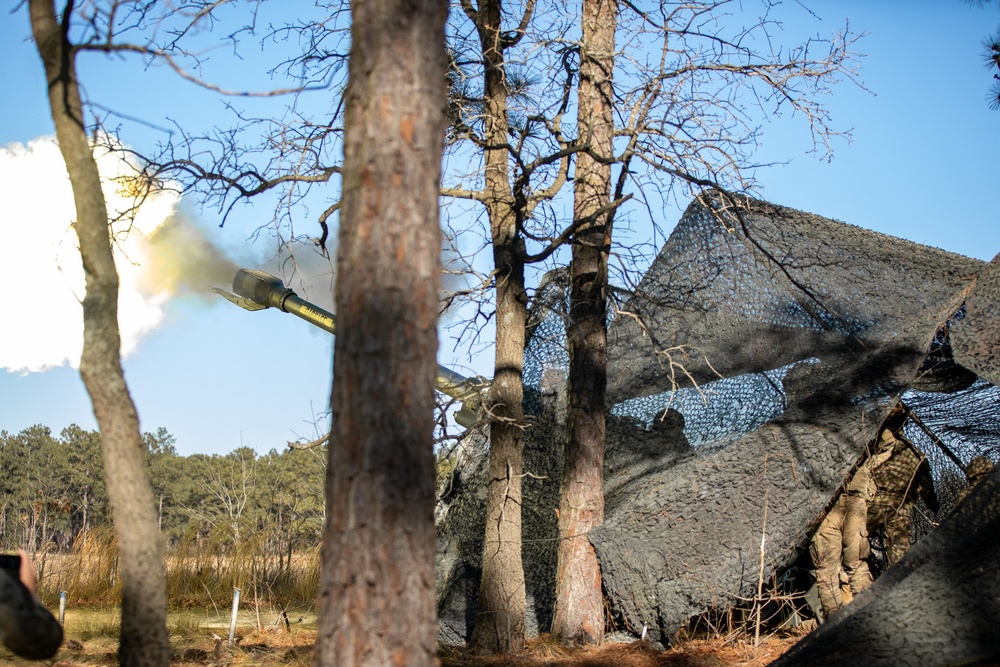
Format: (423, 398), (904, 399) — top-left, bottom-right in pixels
(287, 433), (329, 450)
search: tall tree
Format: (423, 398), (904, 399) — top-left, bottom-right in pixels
(63, 425), (108, 539)
(460, 0), (536, 653)
(143, 428), (180, 534)
(0, 427), (63, 552)
(313, 1), (449, 667)
(986, 29), (1000, 109)
(255, 447), (325, 575)
(446, 1), (858, 652)
(28, 1), (171, 664)
(968, 0), (1000, 109)
(553, 0), (617, 645)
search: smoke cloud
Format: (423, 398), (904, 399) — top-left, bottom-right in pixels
(0, 136), (238, 373)
(139, 216), (240, 300)
(1, 136), (479, 377)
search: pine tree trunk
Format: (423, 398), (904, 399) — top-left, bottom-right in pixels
(553, 0), (617, 646)
(30, 508), (38, 557)
(467, 0), (529, 654)
(313, 1), (448, 665)
(469, 198), (528, 654)
(29, 3), (170, 665)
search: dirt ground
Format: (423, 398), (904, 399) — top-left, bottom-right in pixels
(0, 628), (807, 667)
(438, 632), (804, 667)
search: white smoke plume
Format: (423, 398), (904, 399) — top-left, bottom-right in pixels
(0, 136), (236, 373)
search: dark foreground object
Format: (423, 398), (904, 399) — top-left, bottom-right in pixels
(0, 570), (63, 660)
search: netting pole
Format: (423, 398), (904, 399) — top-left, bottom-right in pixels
(228, 588), (240, 645)
(754, 456), (769, 648)
(903, 403), (968, 474)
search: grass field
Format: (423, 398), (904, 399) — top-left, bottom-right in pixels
(4, 535), (806, 665)
(0, 604), (806, 667)
(0, 605), (319, 666)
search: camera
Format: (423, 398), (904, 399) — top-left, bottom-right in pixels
(0, 553), (21, 577)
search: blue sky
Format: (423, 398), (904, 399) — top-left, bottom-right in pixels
(1, 2), (998, 457)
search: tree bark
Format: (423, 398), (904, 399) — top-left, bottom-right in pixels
(29, 2), (171, 665)
(467, 0), (529, 654)
(313, 0), (448, 665)
(552, 0), (616, 646)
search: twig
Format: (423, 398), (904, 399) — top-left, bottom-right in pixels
(754, 456), (769, 649)
(202, 581), (221, 617)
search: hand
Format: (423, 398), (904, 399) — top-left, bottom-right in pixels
(16, 549), (36, 596)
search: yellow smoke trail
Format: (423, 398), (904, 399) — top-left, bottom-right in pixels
(0, 135), (235, 373)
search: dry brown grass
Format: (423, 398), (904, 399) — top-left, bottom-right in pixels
(0, 628), (809, 667)
(34, 529), (321, 609)
(438, 631), (806, 667)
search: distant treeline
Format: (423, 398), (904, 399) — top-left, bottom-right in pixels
(0, 425), (326, 568)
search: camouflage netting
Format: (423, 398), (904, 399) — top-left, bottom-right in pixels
(435, 192), (1000, 648)
(774, 245), (1000, 666)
